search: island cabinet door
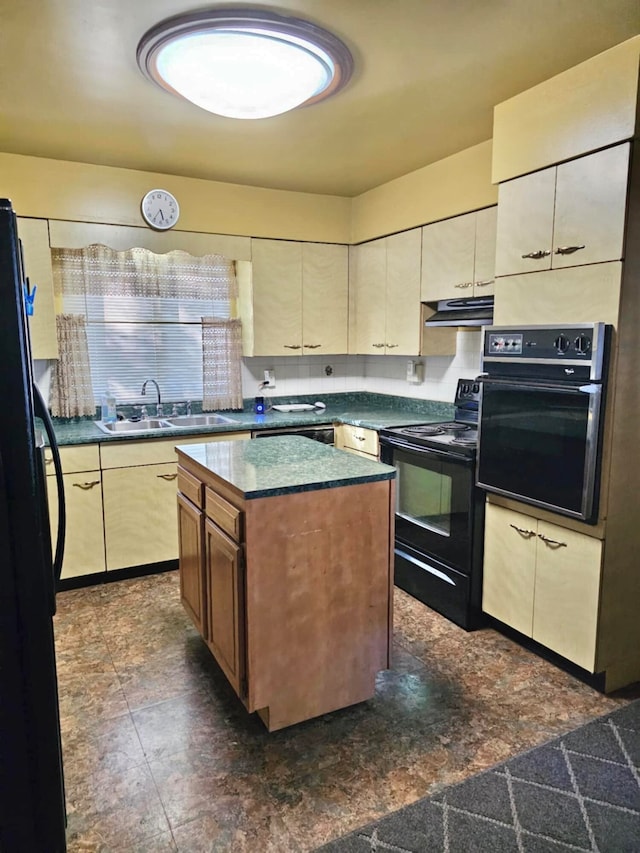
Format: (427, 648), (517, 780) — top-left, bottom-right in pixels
(177, 494), (206, 636)
(204, 518), (245, 698)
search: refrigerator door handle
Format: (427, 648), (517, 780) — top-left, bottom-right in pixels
(32, 384), (66, 582)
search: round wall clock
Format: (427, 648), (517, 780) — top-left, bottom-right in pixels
(141, 189), (180, 230)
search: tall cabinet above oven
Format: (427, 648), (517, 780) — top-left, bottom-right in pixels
(483, 38), (640, 692)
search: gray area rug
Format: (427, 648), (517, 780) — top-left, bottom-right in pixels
(316, 699), (640, 852)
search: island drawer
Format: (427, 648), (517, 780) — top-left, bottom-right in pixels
(178, 465), (203, 508)
(205, 487), (243, 542)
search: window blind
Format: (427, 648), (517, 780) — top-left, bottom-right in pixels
(52, 245), (240, 408)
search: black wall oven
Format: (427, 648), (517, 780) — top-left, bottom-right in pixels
(379, 380), (485, 630)
(477, 323), (610, 523)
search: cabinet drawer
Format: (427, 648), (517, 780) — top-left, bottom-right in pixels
(338, 425), (379, 457)
(178, 465), (203, 508)
(205, 487), (243, 542)
(45, 443), (100, 474)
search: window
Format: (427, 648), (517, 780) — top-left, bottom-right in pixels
(52, 245), (243, 410)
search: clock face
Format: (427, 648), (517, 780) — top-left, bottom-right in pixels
(141, 189), (180, 230)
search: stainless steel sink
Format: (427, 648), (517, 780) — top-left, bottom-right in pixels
(164, 414), (236, 427)
(94, 419), (172, 434)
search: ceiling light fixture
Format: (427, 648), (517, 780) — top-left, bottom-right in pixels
(136, 8), (353, 120)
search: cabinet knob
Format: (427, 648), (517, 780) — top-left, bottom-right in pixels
(521, 250), (551, 259)
(157, 473), (178, 481)
(554, 245), (585, 255)
(73, 480), (100, 490)
(538, 533), (567, 548)
(355, 435), (366, 441)
(283, 344), (302, 350)
(509, 523), (536, 537)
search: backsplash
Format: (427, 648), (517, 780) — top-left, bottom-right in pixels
(242, 330), (482, 404)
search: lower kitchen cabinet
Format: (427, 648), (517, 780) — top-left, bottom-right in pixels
(46, 444), (105, 580)
(177, 490), (206, 635)
(483, 502), (602, 671)
(47, 469), (106, 580)
(102, 462), (181, 570)
(204, 516), (245, 696)
(334, 424), (379, 459)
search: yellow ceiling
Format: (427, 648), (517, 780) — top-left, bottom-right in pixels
(1, 0), (639, 197)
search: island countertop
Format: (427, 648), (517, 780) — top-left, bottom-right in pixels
(176, 434), (395, 499)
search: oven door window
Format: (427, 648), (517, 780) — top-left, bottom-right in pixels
(392, 447), (474, 571)
(478, 382), (601, 518)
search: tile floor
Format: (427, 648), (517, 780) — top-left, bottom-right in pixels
(55, 571), (639, 852)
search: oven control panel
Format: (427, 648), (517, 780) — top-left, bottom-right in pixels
(487, 333), (523, 354)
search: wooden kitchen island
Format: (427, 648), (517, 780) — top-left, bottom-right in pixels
(176, 436), (396, 731)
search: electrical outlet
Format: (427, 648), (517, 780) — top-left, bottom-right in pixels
(263, 368), (275, 388)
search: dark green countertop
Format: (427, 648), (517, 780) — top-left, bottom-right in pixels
(177, 435), (395, 499)
(48, 392), (454, 446)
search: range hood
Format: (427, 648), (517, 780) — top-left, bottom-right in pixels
(424, 295), (494, 327)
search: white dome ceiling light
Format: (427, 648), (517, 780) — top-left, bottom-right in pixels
(136, 8), (354, 120)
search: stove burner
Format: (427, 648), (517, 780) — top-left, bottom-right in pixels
(437, 422), (470, 432)
(402, 425), (445, 436)
(451, 437), (477, 446)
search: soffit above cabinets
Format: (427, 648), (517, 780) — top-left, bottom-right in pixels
(1, 1), (639, 197)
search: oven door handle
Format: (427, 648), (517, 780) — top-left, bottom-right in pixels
(479, 377), (601, 395)
(379, 435), (474, 463)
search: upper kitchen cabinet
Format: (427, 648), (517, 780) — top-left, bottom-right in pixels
(17, 217), (58, 360)
(495, 143), (630, 277)
(421, 207), (497, 301)
(349, 228), (421, 355)
(242, 238), (348, 356)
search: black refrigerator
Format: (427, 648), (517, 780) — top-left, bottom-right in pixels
(0, 198), (67, 851)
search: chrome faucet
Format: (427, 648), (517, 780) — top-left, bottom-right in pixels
(141, 379), (162, 417)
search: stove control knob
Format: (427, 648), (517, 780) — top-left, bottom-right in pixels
(472, 383), (480, 394)
(554, 334), (569, 353)
(461, 383), (470, 394)
(574, 334), (591, 355)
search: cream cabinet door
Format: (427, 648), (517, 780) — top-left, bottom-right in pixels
(533, 521), (602, 672)
(421, 212), (475, 301)
(349, 240), (387, 354)
(495, 167), (557, 276)
(18, 217), (58, 360)
(302, 242), (348, 354)
(103, 462), (180, 570)
(47, 471), (105, 579)
(251, 239), (303, 356)
(473, 206), (497, 296)
(482, 503), (537, 636)
(551, 143), (629, 269)
(385, 228), (421, 355)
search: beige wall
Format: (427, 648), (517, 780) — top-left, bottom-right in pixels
(0, 140), (497, 246)
(0, 153), (352, 244)
(350, 140), (498, 244)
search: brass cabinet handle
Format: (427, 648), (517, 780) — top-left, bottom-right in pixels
(475, 279), (494, 287)
(554, 245), (585, 255)
(45, 457), (53, 466)
(73, 480), (100, 490)
(372, 343), (385, 348)
(509, 523), (536, 537)
(454, 282), (474, 289)
(386, 343), (398, 348)
(538, 533), (567, 548)
(303, 344), (321, 349)
(521, 250), (551, 259)
(354, 435), (366, 442)
(157, 473), (178, 481)
(284, 344), (302, 350)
